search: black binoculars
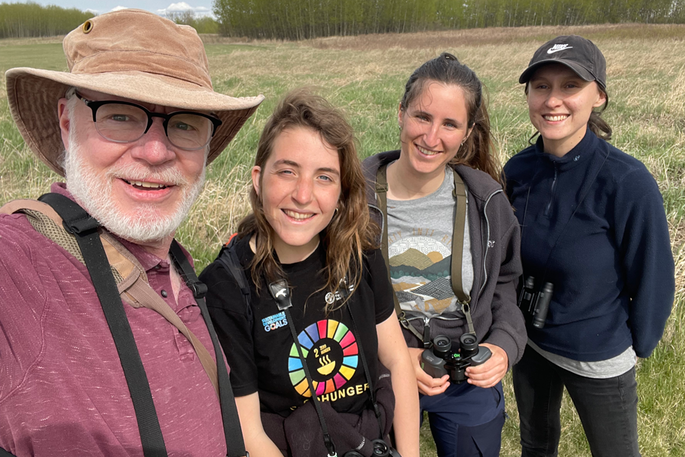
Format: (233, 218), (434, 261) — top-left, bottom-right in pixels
(342, 439), (401, 457)
(518, 276), (553, 329)
(421, 333), (492, 383)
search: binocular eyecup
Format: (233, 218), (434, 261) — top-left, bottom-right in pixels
(421, 333), (492, 383)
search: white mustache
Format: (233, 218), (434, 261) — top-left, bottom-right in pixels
(107, 163), (188, 187)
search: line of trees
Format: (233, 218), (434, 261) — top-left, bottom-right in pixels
(2, 0), (683, 41)
(0, 2), (94, 38)
(167, 10), (219, 34)
(213, 0), (685, 39)
(0, 2), (221, 39)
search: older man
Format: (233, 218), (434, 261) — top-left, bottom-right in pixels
(0, 9), (263, 456)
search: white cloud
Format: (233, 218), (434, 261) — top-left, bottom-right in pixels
(157, 2), (214, 18)
(110, 6), (129, 11)
(166, 2), (193, 11)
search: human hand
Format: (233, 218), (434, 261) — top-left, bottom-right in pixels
(465, 343), (508, 388)
(407, 347), (450, 396)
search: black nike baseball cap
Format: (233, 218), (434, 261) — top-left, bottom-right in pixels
(519, 35), (606, 91)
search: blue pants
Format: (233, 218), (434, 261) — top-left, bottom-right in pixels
(420, 381), (505, 457)
(513, 345), (640, 457)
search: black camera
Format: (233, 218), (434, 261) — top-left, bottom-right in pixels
(421, 333), (492, 383)
(517, 276), (553, 329)
(342, 439), (401, 457)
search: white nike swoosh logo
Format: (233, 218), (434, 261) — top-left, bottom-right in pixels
(547, 45), (571, 54)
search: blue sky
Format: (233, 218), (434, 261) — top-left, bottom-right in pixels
(27, 0), (215, 18)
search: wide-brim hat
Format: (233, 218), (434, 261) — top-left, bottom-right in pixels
(518, 35), (606, 91)
(5, 8), (264, 176)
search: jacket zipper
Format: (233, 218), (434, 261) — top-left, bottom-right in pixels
(479, 188), (502, 296)
(545, 165), (558, 217)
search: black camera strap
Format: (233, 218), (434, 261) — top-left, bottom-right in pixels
(169, 241), (247, 457)
(268, 279), (337, 457)
(40, 193), (167, 457)
(37, 193), (246, 457)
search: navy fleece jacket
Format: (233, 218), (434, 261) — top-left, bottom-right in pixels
(504, 130), (674, 361)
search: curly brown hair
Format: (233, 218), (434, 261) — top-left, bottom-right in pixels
(238, 88), (377, 312)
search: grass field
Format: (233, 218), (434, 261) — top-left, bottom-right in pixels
(1, 23), (684, 456)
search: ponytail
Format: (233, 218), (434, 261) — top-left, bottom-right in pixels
(588, 92), (612, 140)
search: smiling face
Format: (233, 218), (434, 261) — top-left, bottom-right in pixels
(397, 81), (473, 184)
(527, 63), (607, 157)
(58, 89), (207, 256)
(251, 126), (341, 264)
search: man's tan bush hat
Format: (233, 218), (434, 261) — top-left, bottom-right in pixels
(5, 8), (264, 176)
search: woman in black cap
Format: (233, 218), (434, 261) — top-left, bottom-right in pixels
(504, 35), (674, 456)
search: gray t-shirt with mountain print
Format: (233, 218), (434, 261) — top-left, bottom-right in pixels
(386, 166), (473, 317)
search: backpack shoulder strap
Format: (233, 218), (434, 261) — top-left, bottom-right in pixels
(0, 199), (63, 225)
(215, 235), (253, 323)
(1, 198), (136, 283)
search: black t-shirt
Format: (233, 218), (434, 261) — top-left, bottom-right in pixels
(200, 236), (394, 416)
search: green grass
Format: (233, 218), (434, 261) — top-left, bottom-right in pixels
(1, 23), (684, 456)
(0, 42), (66, 70)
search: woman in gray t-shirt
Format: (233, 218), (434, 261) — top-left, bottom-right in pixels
(363, 53), (526, 457)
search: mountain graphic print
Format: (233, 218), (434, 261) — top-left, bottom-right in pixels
(389, 234), (459, 315)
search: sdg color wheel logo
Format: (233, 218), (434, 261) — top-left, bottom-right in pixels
(289, 319), (359, 397)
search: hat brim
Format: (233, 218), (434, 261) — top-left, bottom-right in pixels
(6, 67), (264, 176)
(518, 59), (597, 85)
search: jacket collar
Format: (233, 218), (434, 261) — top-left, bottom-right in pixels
(533, 129), (599, 172)
(363, 150), (504, 205)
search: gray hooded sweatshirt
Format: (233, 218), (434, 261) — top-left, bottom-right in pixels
(363, 150), (526, 368)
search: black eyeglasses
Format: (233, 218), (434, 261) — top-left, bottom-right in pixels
(73, 92), (222, 151)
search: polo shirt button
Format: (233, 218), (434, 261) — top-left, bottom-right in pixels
(161, 290), (168, 298)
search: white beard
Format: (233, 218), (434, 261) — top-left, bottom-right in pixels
(63, 113), (206, 244)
